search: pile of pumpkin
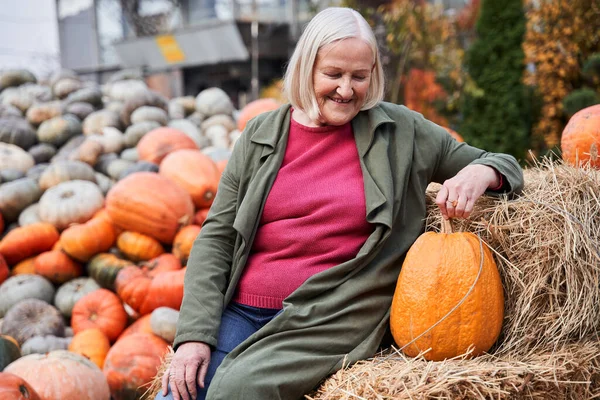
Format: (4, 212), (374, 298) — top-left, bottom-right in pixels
(0, 68), (280, 400)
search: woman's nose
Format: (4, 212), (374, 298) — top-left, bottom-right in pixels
(337, 79), (353, 98)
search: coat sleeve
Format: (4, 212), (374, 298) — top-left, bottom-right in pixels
(413, 112), (524, 195)
(173, 128), (248, 350)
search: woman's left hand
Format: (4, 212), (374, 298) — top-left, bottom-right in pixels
(436, 164), (500, 220)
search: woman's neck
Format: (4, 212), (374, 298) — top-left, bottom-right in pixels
(291, 108), (324, 128)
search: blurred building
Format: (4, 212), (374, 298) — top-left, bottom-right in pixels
(56, 0), (326, 106)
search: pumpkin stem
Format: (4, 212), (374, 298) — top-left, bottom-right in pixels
(441, 217), (453, 234)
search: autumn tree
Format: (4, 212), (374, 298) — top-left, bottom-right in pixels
(523, 0), (600, 152)
(459, 0), (531, 159)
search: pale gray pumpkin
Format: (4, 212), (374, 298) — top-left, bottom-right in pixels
(68, 138), (104, 166)
(120, 89), (168, 126)
(26, 162), (50, 181)
(204, 125), (230, 149)
(106, 158), (134, 180)
(1, 299), (66, 345)
(87, 127), (124, 154)
(118, 160), (158, 180)
(168, 119), (205, 148)
(105, 79), (148, 103)
(170, 96), (196, 117)
(130, 105), (168, 125)
(0, 104), (23, 118)
(0, 117), (37, 149)
(0, 169), (25, 183)
(64, 102), (95, 121)
(120, 147), (138, 162)
(195, 87), (233, 117)
(22, 335), (72, 355)
(150, 307), (179, 343)
(94, 172), (114, 195)
(37, 114), (82, 147)
(82, 109), (121, 135)
(104, 101), (124, 115)
(0, 274), (55, 318)
(201, 114), (236, 133)
(39, 159), (96, 191)
(0, 69), (36, 90)
(51, 134), (86, 162)
(94, 153), (119, 176)
(53, 77), (83, 99)
(38, 180), (104, 230)
(0, 177), (41, 222)
(28, 143), (57, 164)
(18, 202), (41, 226)
(0, 142), (35, 172)
(186, 111), (206, 127)
(25, 101), (62, 126)
(63, 86), (103, 108)
(54, 277), (101, 318)
(123, 121), (161, 148)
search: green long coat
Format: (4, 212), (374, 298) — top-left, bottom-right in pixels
(175, 103), (524, 399)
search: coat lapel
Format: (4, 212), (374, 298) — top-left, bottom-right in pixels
(232, 106), (292, 245)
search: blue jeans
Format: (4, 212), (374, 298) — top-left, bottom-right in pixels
(155, 302), (281, 400)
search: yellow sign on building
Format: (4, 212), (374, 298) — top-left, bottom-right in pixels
(155, 35), (186, 64)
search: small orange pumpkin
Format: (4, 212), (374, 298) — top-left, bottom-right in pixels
(60, 214), (117, 262)
(0, 372), (41, 400)
(115, 266), (186, 315)
(390, 219), (504, 361)
(136, 127), (197, 164)
(105, 172), (195, 244)
(0, 222), (59, 266)
(194, 208), (210, 226)
(33, 250), (83, 284)
(10, 257), (36, 276)
(116, 231), (164, 262)
(159, 149), (221, 209)
(561, 104), (600, 167)
(68, 328), (111, 369)
(71, 288), (128, 342)
(237, 98), (280, 131)
(172, 225), (201, 264)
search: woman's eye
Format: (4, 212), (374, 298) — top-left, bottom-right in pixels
(326, 73), (341, 78)
(354, 76), (366, 81)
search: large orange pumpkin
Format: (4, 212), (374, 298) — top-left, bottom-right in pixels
(390, 220), (504, 361)
(0, 372), (41, 400)
(4, 350), (110, 400)
(136, 127), (197, 164)
(237, 98), (280, 131)
(0, 223), (59, 266)
(159, 149), (221, 209)
(118, 314), (153, 340)
(103, 332), (169, 400)
(561, 104), (600, 167)
(71, 288), (128, 342)
(105, 172), (194, 244)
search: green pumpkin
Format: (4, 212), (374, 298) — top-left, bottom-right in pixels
(87, 253), (133, 290)
(0, 335), (22, 371)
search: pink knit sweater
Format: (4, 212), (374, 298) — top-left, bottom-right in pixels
(232, 117), (373, 309)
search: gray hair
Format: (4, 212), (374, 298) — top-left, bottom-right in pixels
(283, 7), (385, 121)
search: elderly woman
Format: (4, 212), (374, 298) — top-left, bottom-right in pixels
(158, 6), (524, 400)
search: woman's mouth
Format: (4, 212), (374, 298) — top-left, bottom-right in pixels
(329, 97), (352, 104)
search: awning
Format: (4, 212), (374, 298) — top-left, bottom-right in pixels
(113, 19), (249, 70)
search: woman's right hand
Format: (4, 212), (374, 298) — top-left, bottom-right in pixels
(161, 341), (211, 400)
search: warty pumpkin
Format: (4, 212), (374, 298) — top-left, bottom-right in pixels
(159, 149), (221, 208)
(0, 372), (41, 400)
(105, 172), (194, 244)
(390, 219), (504, 361)
(116, 231), (164, 262)
(136, 127), (198, 164)
(4, 350), (110, 400)
(561, 104), (600, 167)
(68, 328), (111, 369)
(0, 222), (59, 265)
(103, 332), (169, 400)
(71, 288), (128, 342)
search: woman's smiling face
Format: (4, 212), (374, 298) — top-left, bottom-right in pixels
(312, 37), (374, 126)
